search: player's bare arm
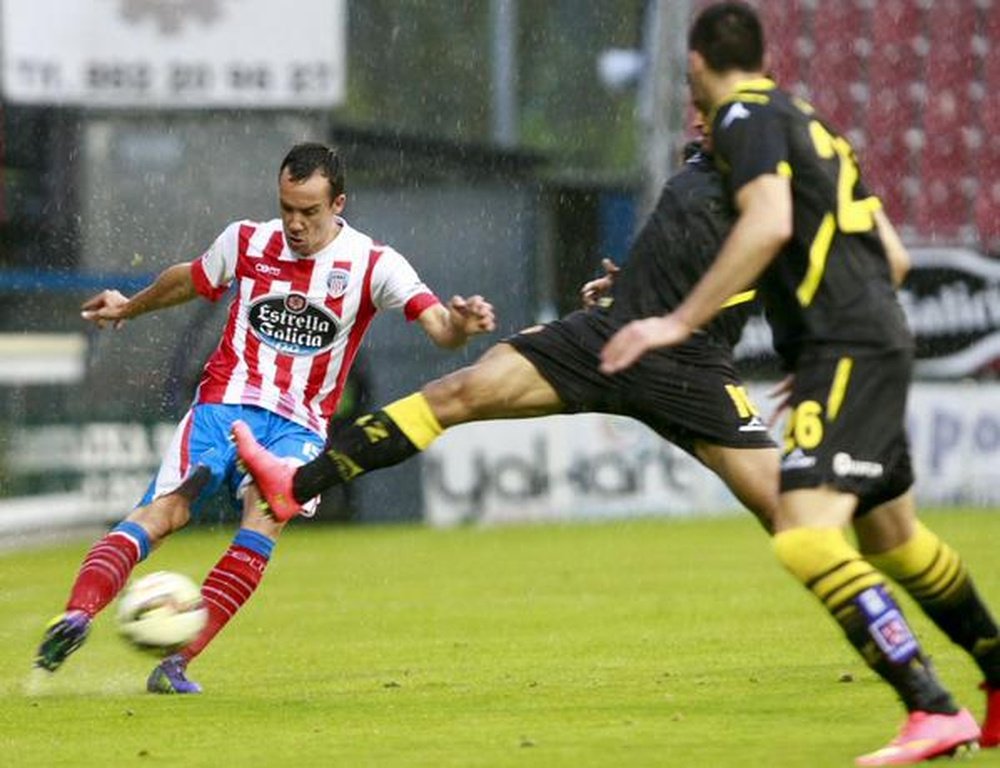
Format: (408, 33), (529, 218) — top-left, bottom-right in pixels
(874, 209), (911, 288)
(599, 173), (791, 374)
(81, 262), (198, 330)
(417, 294), (496, 349)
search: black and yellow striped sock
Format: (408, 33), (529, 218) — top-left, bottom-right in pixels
(773, 527), (956, 713)
(292, 393), (443, 502)
(867, 521), (1000, 686)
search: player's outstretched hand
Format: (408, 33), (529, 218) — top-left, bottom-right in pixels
(81, 289), (130, 330)
(581, 258), (620, 308)
(599, 314), (692, 374)
(448, 294), (496, 336)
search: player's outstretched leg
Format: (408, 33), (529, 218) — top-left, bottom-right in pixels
(232, 421), (301, 521)
(146, 654), (202, 694)
(33, 521), (152, 672)
(234, 393), (441, 521)
(854, 709), (980, 766)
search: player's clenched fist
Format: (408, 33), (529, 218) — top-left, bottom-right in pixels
(448, 294), (496, 335)
(81, 289), (130, 330)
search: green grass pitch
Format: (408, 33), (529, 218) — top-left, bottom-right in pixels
(2, 511), (1000, 767)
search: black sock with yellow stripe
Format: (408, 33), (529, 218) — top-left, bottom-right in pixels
(867, 521), (1000, 686)
(773, 527), (957, 714)
(292, 393), (443, 502)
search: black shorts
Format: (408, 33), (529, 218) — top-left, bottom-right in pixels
(506, 310), (775, 455)
(779, 347), (914, 515)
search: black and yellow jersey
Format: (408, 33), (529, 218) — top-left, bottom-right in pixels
(607, 146), (754, 350)
(710, 78), (912, 364)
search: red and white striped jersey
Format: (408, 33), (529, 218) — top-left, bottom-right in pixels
(190, 217), (440, 435)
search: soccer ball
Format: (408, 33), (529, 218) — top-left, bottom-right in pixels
(116, 571), (207, 655)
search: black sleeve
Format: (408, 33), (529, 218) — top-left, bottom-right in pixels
(712, 101), (789, 195)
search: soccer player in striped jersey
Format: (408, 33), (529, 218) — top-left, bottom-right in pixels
(34, 142), (495, 693)
(601, 3), (999, 764)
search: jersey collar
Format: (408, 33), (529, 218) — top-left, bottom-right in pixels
(708, 77), (777, 127)
(732, 77), (776, 95)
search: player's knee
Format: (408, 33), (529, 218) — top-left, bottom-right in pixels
(772, 526), (852, 583)
(423, 368), (483, 423)
(127, 501), (189, 541)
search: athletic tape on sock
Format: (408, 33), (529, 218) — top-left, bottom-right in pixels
(382, 393), (443, 450)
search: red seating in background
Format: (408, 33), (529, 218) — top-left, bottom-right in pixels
(755, 0), (994, 247)
(977, 2), (1000, 246)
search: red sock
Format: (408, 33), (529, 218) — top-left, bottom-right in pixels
(66, 530), (144, 616)
(179, 543), (269, 661)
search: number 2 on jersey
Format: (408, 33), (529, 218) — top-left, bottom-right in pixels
(797, 121), (878, 306)
(807, 121), (875, 234)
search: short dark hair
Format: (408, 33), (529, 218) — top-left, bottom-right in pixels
(688, 2), (764, 73)
(279, 142), (346, 200)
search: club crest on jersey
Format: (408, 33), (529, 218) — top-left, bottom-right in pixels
(248, 292), (339, 356)
(327, 267), (351, 298)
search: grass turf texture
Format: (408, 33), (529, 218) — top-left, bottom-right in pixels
(2, 511), (999, 767)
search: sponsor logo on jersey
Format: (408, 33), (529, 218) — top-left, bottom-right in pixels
(248, 292), (339, 356)
(255, 262), (283, 277)
(327, 267), (350, 298)
(720, 102), (751, 129)
(832, 452), (884, 478)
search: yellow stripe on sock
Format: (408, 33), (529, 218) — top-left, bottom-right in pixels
(382, 393), (444, 450)
(773, 527), (885, 614)
(867, 522), (966, 603)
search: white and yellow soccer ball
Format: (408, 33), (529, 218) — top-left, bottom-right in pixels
(116, 571), (207, 655)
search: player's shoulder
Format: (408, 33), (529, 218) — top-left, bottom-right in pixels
(216, 217), (278, 240)
(332, 219), (390, 258)
(712, 78), (790, 129)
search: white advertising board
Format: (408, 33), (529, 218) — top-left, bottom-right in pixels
(906, 383), (1000, 506)
(423, 382), (1000, 526)
(0, 0), (345, 107)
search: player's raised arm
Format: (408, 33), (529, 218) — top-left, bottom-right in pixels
(81, 262), (198, 330)
(416, 294), (496, 349)
(874, 208), (911, 288)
